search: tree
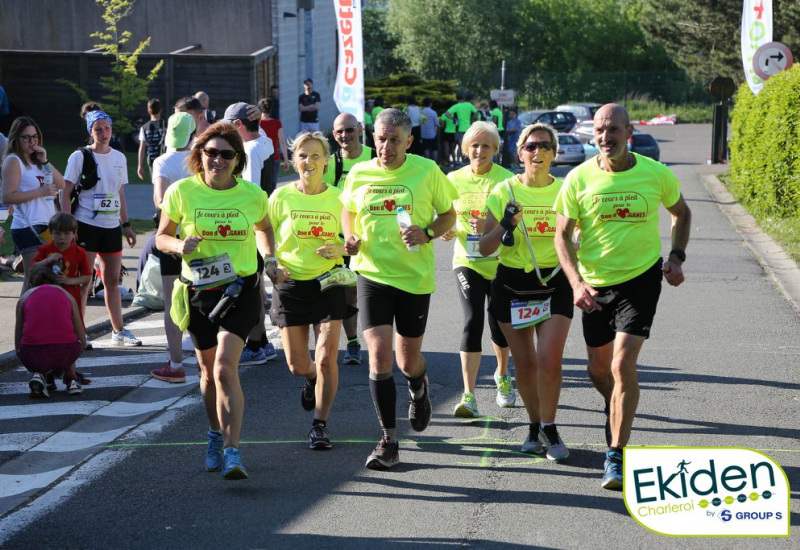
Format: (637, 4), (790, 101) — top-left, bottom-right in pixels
(638, 0), (800, 86)
(362, 3), (408, 77)
(59, 0), (163, 135)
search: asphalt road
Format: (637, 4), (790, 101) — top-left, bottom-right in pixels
(0, 124), (798, 548)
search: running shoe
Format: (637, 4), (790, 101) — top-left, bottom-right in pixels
(29, 373), (49, 398)
(343, 340), (362, 365)
(262, 342), (278, 361)
(365, 438), (399, 470)
(221, 447), (248, 480)
(85, 340), (93, 351)
(521, 424), (544, 454)
(239, 346), (267, 366)
(603, 403), (612, 447)
(151, 364), (186, 383)
(74, 372), (92, 386)
(301, 379), (316, 411)
(538, 424), (569, 461)
(111, 328), (142, 347)
(205, 431), (224, 472)
(317, 266), (357, 292)
(408, 377), (432, 432)
(308, 423), (332, 450)
(493, 372), (517, 408)
(454, 392), (479, 418)
(46, 373), (57, 393)
(65, 377), (82, 396)
(602, 450), (623, 490)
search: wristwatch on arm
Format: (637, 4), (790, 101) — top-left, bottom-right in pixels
(669, 249), (686, 263)
(425, 227), (435, 243)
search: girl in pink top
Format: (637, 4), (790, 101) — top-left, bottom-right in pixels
(15, 264), (86, 397)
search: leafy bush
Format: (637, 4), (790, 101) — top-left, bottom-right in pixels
(729, 66), (800, 218)
(365, 74), (456, 112)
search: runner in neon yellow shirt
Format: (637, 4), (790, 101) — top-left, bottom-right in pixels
(267, 131), (351, 451)
(440, 111), (457, 166)
(553, 103), (691, 491)
(445, 93), (478, 163)
(441, 121), (513, 419)
(481, 122), (575, 462)
(341, 108), (457, 470)
(157, 122), (275, 480)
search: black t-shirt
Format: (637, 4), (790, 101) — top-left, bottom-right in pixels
(298, 91), (321, 123)
(141, 119), (166, 163)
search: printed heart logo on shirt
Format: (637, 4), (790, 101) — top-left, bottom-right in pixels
(536, 221), (549, 234)
(471, 209), (481, 218)
(616, 208), (630, 219)
(311, 226), (323, 237)
(384, 199), (397, 212)
(217, 224), (232, 237)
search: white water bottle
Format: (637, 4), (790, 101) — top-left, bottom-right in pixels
(396, 206), (419, 253)
(42, 164), (54, 186)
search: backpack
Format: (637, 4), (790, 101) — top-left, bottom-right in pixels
(70, 148), (100, 213)
(333, 146), (377, 188)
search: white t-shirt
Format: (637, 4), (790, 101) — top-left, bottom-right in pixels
(242, 136), (274, 186)
(64, 148), (128, 229)
(152, 149), (191, 186)
(2, 154), (56, 229)
(405, 105), (422, 127)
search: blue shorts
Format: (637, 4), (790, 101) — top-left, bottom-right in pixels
(11, 224), (48, 254)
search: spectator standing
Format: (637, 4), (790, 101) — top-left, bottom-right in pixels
(194, 91), (217, 124)
(404, 96), (423, 156)
(298, 78), (321, 133)
(504, 110), (521, 169)
(137, 98), (166, 181)
(419, 98), (439, 162)
(258, 97), (290, 195)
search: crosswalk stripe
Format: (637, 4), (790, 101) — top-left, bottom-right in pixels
(34, 427), (133, 453)
(0, 402), (109, 420)
(0, 467), (73, 499)
(0, 433), (52, 453)
(0, 375), (153, 395)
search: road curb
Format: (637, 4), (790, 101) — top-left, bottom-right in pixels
(0, 305), (153, 375)
(698, 168), (800, 315)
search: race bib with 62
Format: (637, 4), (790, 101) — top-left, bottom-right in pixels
(93, 193), (120, 216)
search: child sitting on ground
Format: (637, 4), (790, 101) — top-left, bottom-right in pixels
(32, 212), (92, 390)
(16, 264), (86, 397)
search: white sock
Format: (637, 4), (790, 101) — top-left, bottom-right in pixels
(540, 421), (554, 428)
(170, 360), (183, 369)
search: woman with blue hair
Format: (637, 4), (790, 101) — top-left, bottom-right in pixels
(60, 103), (141, 346)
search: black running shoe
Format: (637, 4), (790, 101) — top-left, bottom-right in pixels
(365, 438), (399, 470)
(308, 424), (332, 450)
(408, 379), (432, 432)
(301, 379), (316, 411)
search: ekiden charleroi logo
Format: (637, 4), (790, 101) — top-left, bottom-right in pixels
(623, 448), (790, 536)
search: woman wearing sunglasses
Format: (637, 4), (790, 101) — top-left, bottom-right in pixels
(2, 116), (65, 293)
(61, 107), (141, 346)
(441, 121), (514, 418)
(266, 131), (352, 451)
(156, 122), (276, 480)
(480, 122), (574, 461)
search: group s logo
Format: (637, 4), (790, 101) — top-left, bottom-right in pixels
(719, 509), (732, 523)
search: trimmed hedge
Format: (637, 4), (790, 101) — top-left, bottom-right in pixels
(729, 65), (800, 217)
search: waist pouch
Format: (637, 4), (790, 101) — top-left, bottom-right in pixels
(496, 263), (556, 300)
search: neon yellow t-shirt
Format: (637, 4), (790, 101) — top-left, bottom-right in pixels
(322, 146), (373, 189)
(448, 164), (514, 279)
(486, 175), (563, 271)
(441, 113), (456, 134)
(340, 155), (459, 294)
(372, 106), (384, 121)
(161, 174), (270, 281)
(447, 102), (477, 132)
(268, 182), (343, 280)
(553, 153), (682, 286)
(491, 108), (504, 131)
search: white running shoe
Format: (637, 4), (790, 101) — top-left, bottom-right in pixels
(494, 372), (517, 407)
(111, 328), (142, 347)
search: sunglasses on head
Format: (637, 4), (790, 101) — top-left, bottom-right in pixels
(203, 147), (238, 160)
(522, 141), (554, 152)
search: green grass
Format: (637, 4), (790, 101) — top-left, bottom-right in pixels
(719, 173), (800, 266)
(46, 143), (143, 184)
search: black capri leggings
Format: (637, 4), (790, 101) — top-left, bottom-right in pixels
(455, 266), (508, 352)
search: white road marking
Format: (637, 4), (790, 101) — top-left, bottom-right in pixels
(0, 432), (52, 453)
(0, 467), (74, 499)
(34, 427), (132, 453)
(0, 402), (110, 420)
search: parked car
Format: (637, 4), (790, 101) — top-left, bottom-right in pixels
(554, 133), (585, 165)
(569, 120), (595, 143)
(555, 103), (602, 123)
(518, 110), (577, 132)
(583, 131), (661, 162)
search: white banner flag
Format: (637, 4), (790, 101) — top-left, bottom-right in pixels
(741, 0), (773, 95)
(333, 0), (365, 123)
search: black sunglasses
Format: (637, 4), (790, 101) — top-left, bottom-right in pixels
(203, 147), (238, 160)
(521, 141), (554, 152)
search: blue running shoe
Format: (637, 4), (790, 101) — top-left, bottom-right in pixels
(205, 430), (224, 472)
(262, 341), (278, 361)
(239, 346), (267, 366)
(221, 447), (248, 480)
(602, 450), (623, 490)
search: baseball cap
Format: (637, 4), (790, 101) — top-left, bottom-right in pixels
(165, 112), (195, 149)
(223, 102), (250, 122)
